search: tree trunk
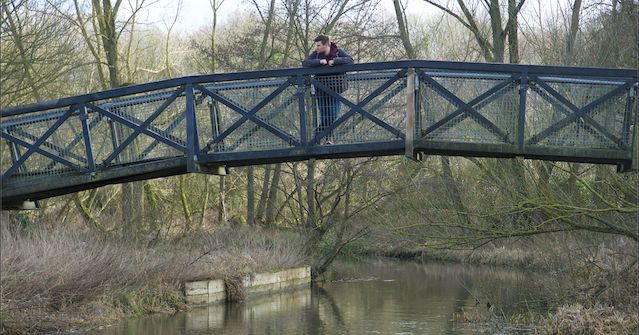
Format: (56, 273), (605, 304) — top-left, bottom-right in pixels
(305, 160), (316, 232)
(179, 175), (193, 231)
(507, 0), (520, 63)
(292, 163), (307, 226)
(74, 192), (104, 232)
(315, 170), (351, 276)
(211, 7), (216, 72)
(279, 6), (296, 67)
(257, 0), (277, 68)
(264, 164), (282, 225)
(3, 7), (43, 102)
(392, 0), (415, 59)
(488, 0), (505, 62)
(199, 175), (210, 227)
(218, 176), (227, 224)
(440, 157), (472, 233)
(208, 0), (223, 72)
(565, 0), (583, 64)
(256, 166), (272, 223)
(535, 161), (554, 195)
(92, 0), (119, 88)
(73, 0), (108, 88)
(565, 163), (581, 203)
(247, 166), (255, 226)
(92, 0), (146, 237)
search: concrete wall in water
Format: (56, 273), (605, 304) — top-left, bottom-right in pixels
(184, 267), (311, 305)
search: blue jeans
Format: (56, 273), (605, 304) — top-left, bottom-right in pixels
(316, 93), (341, 138)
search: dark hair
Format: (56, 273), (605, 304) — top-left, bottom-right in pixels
(314, 35), (329, 45)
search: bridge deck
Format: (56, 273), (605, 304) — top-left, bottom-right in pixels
(1, 60), (637, 208)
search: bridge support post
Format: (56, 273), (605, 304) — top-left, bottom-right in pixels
(405, 68), (421, 161)
(619, 84), (637, 172)
(79, 104), (96, 172)
(185, 84), (199, 172)
(7, 138), (25, 174)
(296, 75), (308, 146)
(518, 72), (528, 154)
(107, 119), (121, 164)
(619, 124), (638, 172)
(632, 85), (638, 171)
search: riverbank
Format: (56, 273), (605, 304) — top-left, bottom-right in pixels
(2, 225), (636, 334)
(0, 226), (308, 335)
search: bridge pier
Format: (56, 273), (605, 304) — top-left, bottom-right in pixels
(195, 165), (229, 176)
(2, 200), (40, 210)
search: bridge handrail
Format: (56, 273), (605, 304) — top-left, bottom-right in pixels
(2, 60), (636, 117)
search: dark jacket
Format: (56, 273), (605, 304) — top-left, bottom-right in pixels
(302, 42), (353, 93)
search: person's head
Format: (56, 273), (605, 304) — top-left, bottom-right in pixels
(314, 35), (330, 55)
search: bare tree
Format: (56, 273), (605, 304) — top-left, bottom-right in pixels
(393, 1), (473, 232)
(65, 0), (150, 236)
(422, 0), (527, 62)
(1, 0), (79, 105)
(392, 0), (415, 58)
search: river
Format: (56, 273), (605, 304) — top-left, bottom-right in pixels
(77, 258), (550, 334)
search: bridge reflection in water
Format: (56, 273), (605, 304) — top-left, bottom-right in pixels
(1, 61), (637, 208)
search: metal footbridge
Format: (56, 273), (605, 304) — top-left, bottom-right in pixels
(1, 60), (637, 209)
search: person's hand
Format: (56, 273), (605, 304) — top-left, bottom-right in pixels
(320, 59), (328, 65)
(328, 60), (335, 66)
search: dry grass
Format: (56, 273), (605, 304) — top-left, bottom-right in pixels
(545, 304), (639, 335)
(0, 225), (307, 334)
(223, 275), (246, 303)
(455, 303), (639, 335)
(191, 227), (309, 277)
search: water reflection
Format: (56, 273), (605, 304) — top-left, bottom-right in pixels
(78, 259), (547, 335)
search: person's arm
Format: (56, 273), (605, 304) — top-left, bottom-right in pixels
(331, 48), (354, 65)
(302, 52), (322, 67)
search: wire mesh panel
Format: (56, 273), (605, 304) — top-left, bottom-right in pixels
(309, 70), (407, 144)
(198, 78), (300, 153)
(0, 86), (190, 185)
(525, 78), (630, 149)
(90, 87), (188, 166)
(1, 107), (87, 180)
(418, 71), (518, 144)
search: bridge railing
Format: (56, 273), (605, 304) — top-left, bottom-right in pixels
(1, 86), (191, 182)
(1, 61), (636, 188)
(196, 69), (410, 154)
(0, 64), (415, 182)
(414, 69), (636, 160)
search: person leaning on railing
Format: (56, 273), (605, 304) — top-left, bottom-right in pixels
(302, 35), (354, 145)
